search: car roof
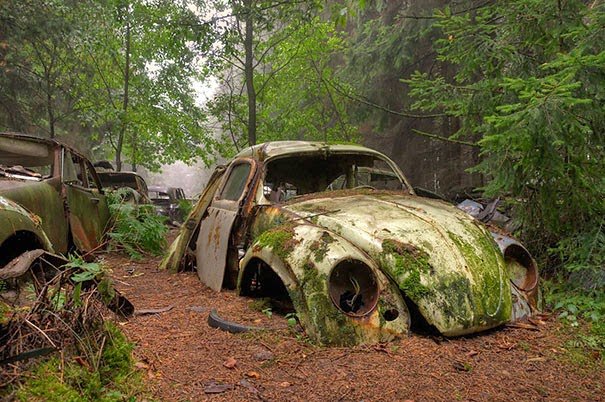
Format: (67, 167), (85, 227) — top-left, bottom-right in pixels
(234, 141), (389, 162)
(0, 131), (88, 158)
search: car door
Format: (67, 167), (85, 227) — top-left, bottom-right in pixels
(62, 149), (109, 252)
(195, 159), (256, 291)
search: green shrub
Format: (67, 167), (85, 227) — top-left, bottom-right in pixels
(106, 188), (168, 260)
(544, 227), (604, 361)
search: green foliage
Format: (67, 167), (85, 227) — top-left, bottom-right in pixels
(205, 1), (357, 151)
(15, 322), (145, 401)
(285, 312), (298, 328)
(404, 1), (605, 341)
(45, 257), (110, 311)
(66, 258), (104, 283)
(253, 18), (359, 144)
(0, 0), (217, 169)
(178, 199), (193, 220)
(546, 281), (605, 363)
(107, 188), (167, 260)
(406, 1), (604, 275)
(544, 225), (604, 329)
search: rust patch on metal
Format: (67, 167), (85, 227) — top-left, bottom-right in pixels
(69, 216), (94, 252)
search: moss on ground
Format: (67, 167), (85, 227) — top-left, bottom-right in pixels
(13, 322), (147, 402)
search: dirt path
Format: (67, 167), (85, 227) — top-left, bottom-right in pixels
(104, 250), (604, 402)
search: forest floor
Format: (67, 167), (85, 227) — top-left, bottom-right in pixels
(103, 233), (605, 402)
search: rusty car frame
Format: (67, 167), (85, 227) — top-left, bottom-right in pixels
(0, 132), (110, 271)
(96, 170), (151, 204)
(148, 186), (189, 224)
(162, 141), (540, 345)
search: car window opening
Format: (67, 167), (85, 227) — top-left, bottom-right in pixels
(264, 154), (405, 203)
(0, 140), (53, 179)
(219, 163), (252, 201)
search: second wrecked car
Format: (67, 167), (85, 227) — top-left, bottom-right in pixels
(1, 132), (110, 266)
(96, 170), (151, 204)
(148, 186), (189, 224)
(163, 141), (539, 345)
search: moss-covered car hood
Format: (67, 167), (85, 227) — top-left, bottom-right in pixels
(283, 191), (512, 336)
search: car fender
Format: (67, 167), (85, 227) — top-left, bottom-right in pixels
(491, 233), (540, 319)
(239, 223), (410, 346)
(0, 195), (54, 254)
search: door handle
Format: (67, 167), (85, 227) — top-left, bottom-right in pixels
(91, 198), (100, 205)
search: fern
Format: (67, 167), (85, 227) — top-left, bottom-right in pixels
(106, 189), (168, 260)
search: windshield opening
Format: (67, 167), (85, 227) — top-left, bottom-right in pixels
(98, 173), (138, 190)
(263, 153), (406, 203)
(0, 138), (53, 180)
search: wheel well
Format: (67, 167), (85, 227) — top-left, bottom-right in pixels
(0, 231), (44, 267)
(402, 294), (440, 335)
(240, 258), (293, 312)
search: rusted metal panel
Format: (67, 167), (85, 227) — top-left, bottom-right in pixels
(66, 185), (107, 252)
(195, 205), (238, 291)
(194, 159), (258, 290)
(0, 196), (55, 253)
(160, 166), (226, 272)
(285, 194), (513, 336)
(0, 174), (68, 253)
(240, 223), (411, 345)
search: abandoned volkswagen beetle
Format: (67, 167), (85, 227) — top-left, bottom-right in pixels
(0, 132), (110, 270)
(162, 141), (539, 345)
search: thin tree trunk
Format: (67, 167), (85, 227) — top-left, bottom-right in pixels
(243, 0), (256, 146)
(132, 132), (137, 172)
(45, 52), (56, 139)
(116, 15), (131, 172)
(47, 79), (55, 139)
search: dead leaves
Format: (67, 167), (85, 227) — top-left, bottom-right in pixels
(223, 356), (237, 369)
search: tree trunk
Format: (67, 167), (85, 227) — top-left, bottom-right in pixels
(131, 131), (137, 172)
(116, 15), (131, 172)
(47, 79), (55, 139)
(243, 0), (256, 146)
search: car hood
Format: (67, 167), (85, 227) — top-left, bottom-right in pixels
(282, 191), (512, 335)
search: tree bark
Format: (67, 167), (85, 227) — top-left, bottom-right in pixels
(47, 77), (55, 139)
(116, 14), (131, 172)
(243, 0), (256, 146)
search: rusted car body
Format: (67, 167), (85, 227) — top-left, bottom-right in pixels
(96, 171), (151, 204)
(0, 132), (110, 269)
(162, 141), (539, 345)
(148, 186), (188, 223)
